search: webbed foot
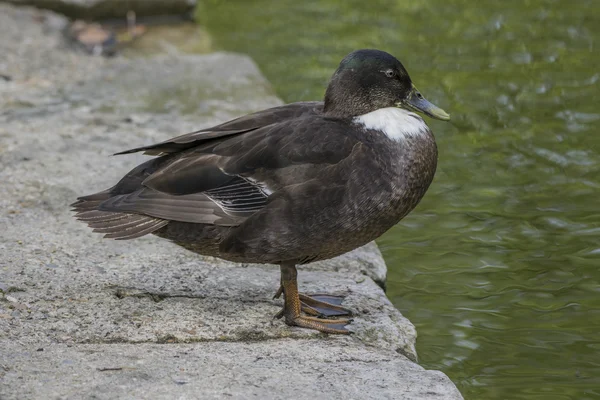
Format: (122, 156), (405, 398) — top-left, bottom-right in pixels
(299, 293), (352, 317)
(274, 264), (352, 335)
(273, 287), (352, 318)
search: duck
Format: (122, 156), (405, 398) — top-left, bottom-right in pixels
(72, 49), (450, 334)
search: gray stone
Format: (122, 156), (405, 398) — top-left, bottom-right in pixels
(0, 4), (463, 399)
(1, 0), (196, 19)
(0, 342), (462, 400)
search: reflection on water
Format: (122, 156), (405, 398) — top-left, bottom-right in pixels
(197, 1), (600, 398)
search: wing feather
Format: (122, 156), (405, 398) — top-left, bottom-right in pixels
(115, 102), (323, 156)
(74, 102), (361, 243)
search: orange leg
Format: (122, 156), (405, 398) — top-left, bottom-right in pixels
(276, 264), (351, 334)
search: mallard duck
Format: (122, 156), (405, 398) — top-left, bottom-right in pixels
(73, 49), (450, 334)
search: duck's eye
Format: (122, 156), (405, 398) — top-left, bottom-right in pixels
(384, 69), (396, 78)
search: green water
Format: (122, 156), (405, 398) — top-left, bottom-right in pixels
(196, 1), (600, 398)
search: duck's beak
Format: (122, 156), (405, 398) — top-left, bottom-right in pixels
(401, 86), (450, 121)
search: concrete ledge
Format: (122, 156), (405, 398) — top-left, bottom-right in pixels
(1, 342), (458, 400)
(0, 4), (463, 399)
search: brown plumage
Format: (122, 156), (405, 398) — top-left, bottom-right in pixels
(73, 49), (450, 333)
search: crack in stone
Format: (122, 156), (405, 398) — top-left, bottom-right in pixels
(78, 332), (343, 345)
(107, 285), (276, 305)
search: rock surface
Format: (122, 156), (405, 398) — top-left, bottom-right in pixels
(0, 4), (463, 399)
(2, 0), (196, 19)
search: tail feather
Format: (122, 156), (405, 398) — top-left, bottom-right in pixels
(106, 219), (168, 240)
(90, 214), (154, 233)
(71, 191), (168, 240)
(75, 211), (130, 223)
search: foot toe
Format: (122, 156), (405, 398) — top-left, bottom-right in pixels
(288, 316), (352, 334)
(299, 293), (353, 317)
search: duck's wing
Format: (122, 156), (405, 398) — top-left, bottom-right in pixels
(75, 115), (359, 239)
(115, 101), (324, 156)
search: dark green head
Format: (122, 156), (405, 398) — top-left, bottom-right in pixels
(324, 49), (450, 120)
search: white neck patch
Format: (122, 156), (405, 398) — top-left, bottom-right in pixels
(354, 107), (428, 141)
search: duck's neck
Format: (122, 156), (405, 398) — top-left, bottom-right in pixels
(323, 77), (376, 118)
(353, 107), (429, 142)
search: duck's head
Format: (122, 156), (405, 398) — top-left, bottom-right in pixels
(324, 49), (450, 121)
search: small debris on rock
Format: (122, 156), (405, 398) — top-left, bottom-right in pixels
(65, 11), (146, 57)
(67, 20), (117, 56)
(5, 295), (18, 303)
